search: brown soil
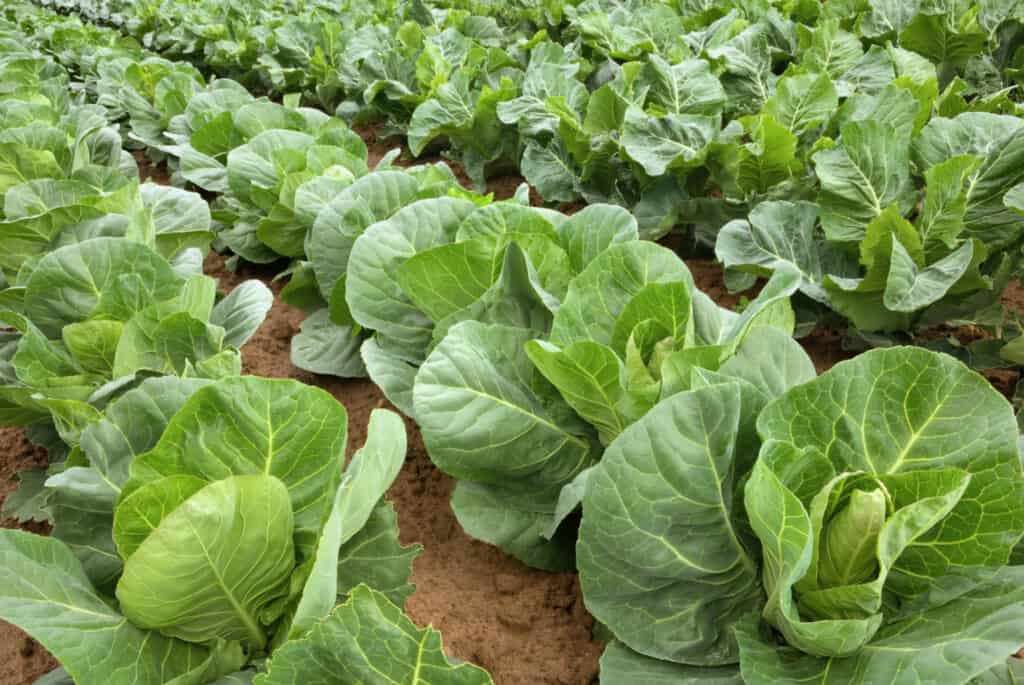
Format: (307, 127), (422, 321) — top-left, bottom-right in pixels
(133, 149), (172, 185)
(0, 428), (57, 685)
(686, 257), (747, 310)
(1002, 279), (1024, 312)
(487, 174), (536, 203)
(799, 328), (856, 373)
(360, 128), (405, 170)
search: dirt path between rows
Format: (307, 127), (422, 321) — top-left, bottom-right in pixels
(209, 254), (607, 684)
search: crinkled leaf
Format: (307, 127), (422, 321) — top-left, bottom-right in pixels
(256, 585), (492, 685)
(813, 122), (913, 242)
(621, 106), (718, 177)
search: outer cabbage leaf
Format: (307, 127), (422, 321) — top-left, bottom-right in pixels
(600, 641), (743, 685)
(346, 197), (477, 361)
(0, 530), (243, 685)
(577, 383), (762, 666)
(256, 585), (492, 685)
(736, 567), (1024, 684)
(287, 408), (408, 636)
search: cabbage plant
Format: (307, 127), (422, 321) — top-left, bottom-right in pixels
(0, 177), (217, 288)
(717, 111), (1024, 333)
(0, 375), (492, 684)
(0, 53), (132, 196)
(286, 162), (473, 379)
(0, 236), (272, 442)
(0, 30), (215, 286)
(578, 347), (1024, 684)
(217, 119), (369, 260)
(76, 32), (377, 265)
(405, 204), (807, 569)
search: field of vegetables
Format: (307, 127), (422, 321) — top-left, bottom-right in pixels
(4, 0), (1024, 683)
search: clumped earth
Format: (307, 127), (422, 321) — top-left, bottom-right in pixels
(1, 140), (1021, 685)
(0, 429), (56, 685)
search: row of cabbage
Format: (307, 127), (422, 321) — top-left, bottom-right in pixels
(250, 143), (1024, 683)
(0, 14), (495, 685)
(329, 172), (1024, 684)
(9, 1), (1024, 684)
(22, 0), (1024, 356)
